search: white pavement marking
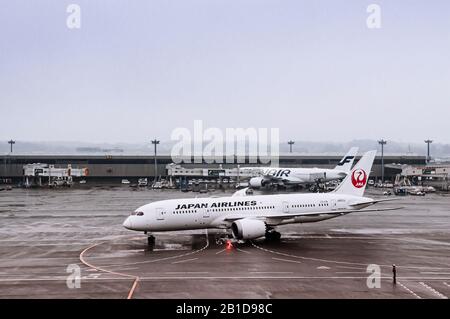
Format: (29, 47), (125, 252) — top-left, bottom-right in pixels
(444, 282), (450, 288)
(336, 272), (369, 274)
(165, 272), (209, 274)
(171, 258), (199, 264)
(215, 249), (226, 255)
(0, 274), (450, 283)
(272, 257), (302, 264)
(137, 276), (392, 280)
(250, 272), (294, 274)
(317, 266), (331, 270)
(0, 277), (128, 282)
(419, 282), (448, 299)
(398, 281), (422, 299)
(420, 272), (450, 275)
(335, 265), (367, 270)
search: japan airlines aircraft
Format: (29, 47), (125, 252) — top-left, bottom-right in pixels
(123, 150), (398, 241)
(244, 147), (358, 188)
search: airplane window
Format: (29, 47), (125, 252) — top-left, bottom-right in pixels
(136, 212), (144, 216)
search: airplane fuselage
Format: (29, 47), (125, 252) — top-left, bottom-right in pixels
(123, 193), (373, 232)
(245, 167), (347, 184)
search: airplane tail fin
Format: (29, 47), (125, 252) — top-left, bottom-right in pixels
(334, 147), (358, 173)
(333, 150), (376, 197)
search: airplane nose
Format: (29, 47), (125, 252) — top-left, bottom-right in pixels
(123, 217), (133, 229)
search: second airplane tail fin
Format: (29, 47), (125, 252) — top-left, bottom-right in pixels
(333, 150), (376, 197)
(334, 147), (358, 173)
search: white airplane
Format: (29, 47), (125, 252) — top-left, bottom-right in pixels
(244, 147), (358, 189)
(123, 150), (399, 242)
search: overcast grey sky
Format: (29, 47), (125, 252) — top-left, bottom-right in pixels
(1, 0), (449, 144)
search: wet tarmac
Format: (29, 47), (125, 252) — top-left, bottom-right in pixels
(1, 186), (450, 299)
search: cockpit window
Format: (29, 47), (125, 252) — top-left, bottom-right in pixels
(136, 212), (144, 216)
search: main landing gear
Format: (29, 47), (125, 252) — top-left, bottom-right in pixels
(265, 230), (281, 241)
(147, 234), (155, 247)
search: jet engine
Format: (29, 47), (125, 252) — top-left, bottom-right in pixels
(249, 177), (267, 188)
(231, 219), (266, 240)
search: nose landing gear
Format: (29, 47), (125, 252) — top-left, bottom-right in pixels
(265, 230), (281, 241)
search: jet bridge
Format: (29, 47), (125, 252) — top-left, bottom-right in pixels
(23, 163), (88, 187)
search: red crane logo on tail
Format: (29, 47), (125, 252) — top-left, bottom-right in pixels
(351, 169), (367, 188)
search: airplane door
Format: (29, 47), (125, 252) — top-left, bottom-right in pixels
(331, 200), (337, 210)
(156, 208), (165, 221)
(198, 208), (209, 226)
(282, 201), (289, 213)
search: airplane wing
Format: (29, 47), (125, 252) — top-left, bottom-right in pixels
(348, 198), (400, 208)
(231, 187), (251, 197)
(279, 177), (306, 184)
(223, 206), (402, 223)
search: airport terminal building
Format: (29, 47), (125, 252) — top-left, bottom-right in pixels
(1, 154), (426, 183)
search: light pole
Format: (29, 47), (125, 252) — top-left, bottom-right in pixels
(378, 139), (387, 184)
(424, 139), (433, 164)
(8, 140), (15, 153)
(151, 139), (160, 183)
(288, 140), (295, 153)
